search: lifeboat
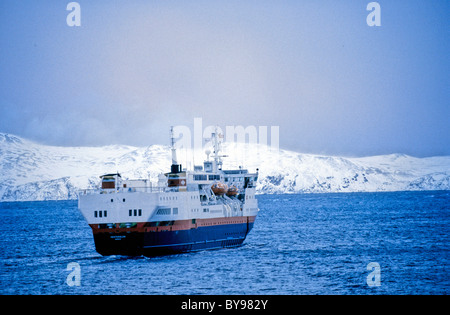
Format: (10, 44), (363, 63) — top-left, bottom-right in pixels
(226, 185), (238, 197)
(211, 182), (228, 196)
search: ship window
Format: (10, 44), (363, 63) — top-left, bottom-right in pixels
(119, 222), (137, 229)
(138, 209), (142, 216)
(123, 198), (126, 202)
(173, 207), (178, 215)
(129, 209), (132, 216)
(104, 210), (107, 217)
(156, 208), (171, 215)
(111, 199), (114, 202)
(134, 209), (137, 216)
(94, 211), (97, 218)
(99, 211), (102, 218)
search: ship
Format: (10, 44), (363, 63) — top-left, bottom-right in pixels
(77, 128), (259, 256)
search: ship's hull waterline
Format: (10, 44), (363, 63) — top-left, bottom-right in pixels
(90, 216), (256, 256)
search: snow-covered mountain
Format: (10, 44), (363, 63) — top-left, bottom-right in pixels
(0, 133), (449, 201)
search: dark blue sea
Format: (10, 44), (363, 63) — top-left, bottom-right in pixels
(1, 191), (449, 295)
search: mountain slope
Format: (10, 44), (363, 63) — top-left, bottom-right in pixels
(0, 133), (449, 201)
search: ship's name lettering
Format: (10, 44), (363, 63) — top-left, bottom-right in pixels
(110, 235), (126, 240)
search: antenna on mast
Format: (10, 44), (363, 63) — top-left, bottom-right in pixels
(211, 126), (226, 171)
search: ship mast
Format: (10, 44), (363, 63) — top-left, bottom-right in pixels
(211, 126), (227, 172)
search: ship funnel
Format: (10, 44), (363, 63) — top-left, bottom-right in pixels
(170, 126), (182, 173)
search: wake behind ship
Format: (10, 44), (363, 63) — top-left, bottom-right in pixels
(78, 129), (259, 256)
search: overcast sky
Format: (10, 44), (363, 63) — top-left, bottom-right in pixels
(1, 0), (449, 157)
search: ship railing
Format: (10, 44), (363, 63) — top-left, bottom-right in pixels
(79, 183), (201, 195)
(79, 186), (165, 195)
(164, 184), (199, 193)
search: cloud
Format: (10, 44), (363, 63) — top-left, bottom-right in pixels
(1, 1), (449, 156)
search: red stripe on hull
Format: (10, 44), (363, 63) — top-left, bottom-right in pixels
(89, 216), (256, 234)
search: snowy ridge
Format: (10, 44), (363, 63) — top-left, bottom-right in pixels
(0, 133), (449, 201)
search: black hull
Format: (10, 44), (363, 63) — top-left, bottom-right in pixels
(93, 221), (254, 256)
